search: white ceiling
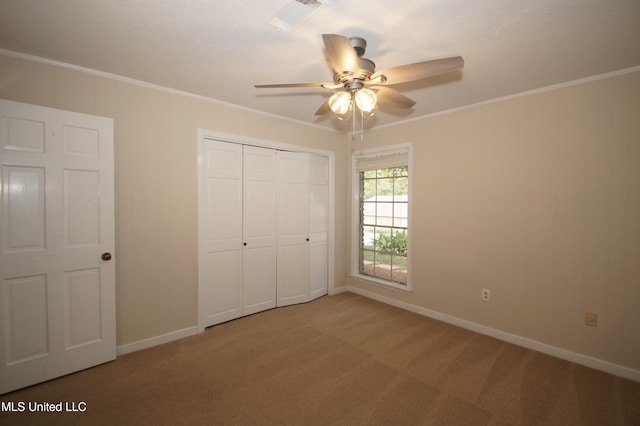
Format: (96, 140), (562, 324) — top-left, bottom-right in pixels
(1, 0), (639, 132)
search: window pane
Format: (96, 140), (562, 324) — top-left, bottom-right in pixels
(391, 229), (407, 255)
(362, 179), (376, 200)
(363, 170), (376, 179)
(394, 166), (408, 177)
(376, 203), (393, 226)
(362, 225), (375, 249)
(361, 249), (374, 275)
(394, 177), (408, 196)
(376, 178), (394, 196)
(390, 254), (407, 284)
(362, 203), (376, 226)
(393, 203), (408, 227)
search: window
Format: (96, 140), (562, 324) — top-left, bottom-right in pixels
(352, 145), (410, 290)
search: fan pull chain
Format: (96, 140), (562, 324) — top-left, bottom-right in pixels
(351, 104), (356, 141)
(361, 109), (365, 143)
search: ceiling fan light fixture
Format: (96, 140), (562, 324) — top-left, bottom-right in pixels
(361, 104), (378, 118)
(354, 88), (377, 113)
(329, 91), (352, 116)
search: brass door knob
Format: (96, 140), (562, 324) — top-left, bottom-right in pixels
(101, 252), (112, 261)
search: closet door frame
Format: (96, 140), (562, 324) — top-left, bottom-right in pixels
(196, 129), (335, 333)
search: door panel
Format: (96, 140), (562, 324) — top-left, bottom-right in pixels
(243, 146), (276, 315)
(5, 275), (48, 364)
(277, 152), (309, 307)
(309, 241), (328, 300)
(200, 141), (243, 327)
(202, 250), (242, 324)
(243, 246), (276, 315)
(3, 166), (45, 252)
(65, 268), (102, 348)
(0, 99), (115, 394)
(65, 170), (100, 246)
(309, 155), (328, 300)
(1, 115), (45, 153)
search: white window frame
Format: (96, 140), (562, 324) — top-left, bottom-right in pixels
(350, 143), (412, 292)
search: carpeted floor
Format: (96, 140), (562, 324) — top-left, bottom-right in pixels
(1, 292), (639, 425)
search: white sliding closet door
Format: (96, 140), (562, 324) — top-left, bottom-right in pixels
(200, 140), (243, 326)
(308, 155), (329, 300)
(277, 152), (310, 307)
(242, 146), (277, 315)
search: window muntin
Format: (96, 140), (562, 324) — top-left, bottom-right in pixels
(359, 165), (408, 285)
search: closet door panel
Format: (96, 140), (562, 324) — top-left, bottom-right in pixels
(277, 152), (310, 306)
(201, 140), (243, 327)
(309, 240), (328, 300)
(205, 177), (242, 253)
(277, 244), (309, 306)
(243, 146), (277, 314)
(203, 251), (242, 324)
(243, 246), (276, 315)
(309, 155), (328, 300)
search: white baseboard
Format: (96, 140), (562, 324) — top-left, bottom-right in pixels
(329, 286), (350, 295)
(346, 286), (640, 383)
(116, 326), (199, 356)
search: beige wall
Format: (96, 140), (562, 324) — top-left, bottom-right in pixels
(348, 70), (640, 371)
(0, 54), (350, 346)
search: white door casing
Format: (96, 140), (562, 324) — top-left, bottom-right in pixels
(0, 99), (115, 394)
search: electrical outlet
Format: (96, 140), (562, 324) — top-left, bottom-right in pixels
(585, 312), (598, 327)
(481, 288), (491, 302)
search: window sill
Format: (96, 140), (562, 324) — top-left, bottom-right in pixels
(349, 273), (412, 294)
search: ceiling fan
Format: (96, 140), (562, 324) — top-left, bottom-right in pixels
(255, 34), (464, 120)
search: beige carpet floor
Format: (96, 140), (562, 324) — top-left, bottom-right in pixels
(1, 292), (639, 425)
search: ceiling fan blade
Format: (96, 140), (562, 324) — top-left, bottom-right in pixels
(314, 100), (331, 116)
(374, 87), (416, 109)
(371, 56), (464, 85)
(322, 34), (361, 74)
(254, 82), (327, 88)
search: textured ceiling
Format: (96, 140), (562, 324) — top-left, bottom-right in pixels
(1, 0), (639, 132)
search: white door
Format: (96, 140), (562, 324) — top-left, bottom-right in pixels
(276, 152), (310, 307)
(242, 146), (277, 315)
(309, 155), (328, 300)
(0, 99), (115, 394)
(199, 140), (243, 327)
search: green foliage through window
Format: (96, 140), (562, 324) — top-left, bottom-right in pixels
(374, 230), (407, 255)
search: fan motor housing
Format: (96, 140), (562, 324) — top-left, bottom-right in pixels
(334, 57), (375, 84)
